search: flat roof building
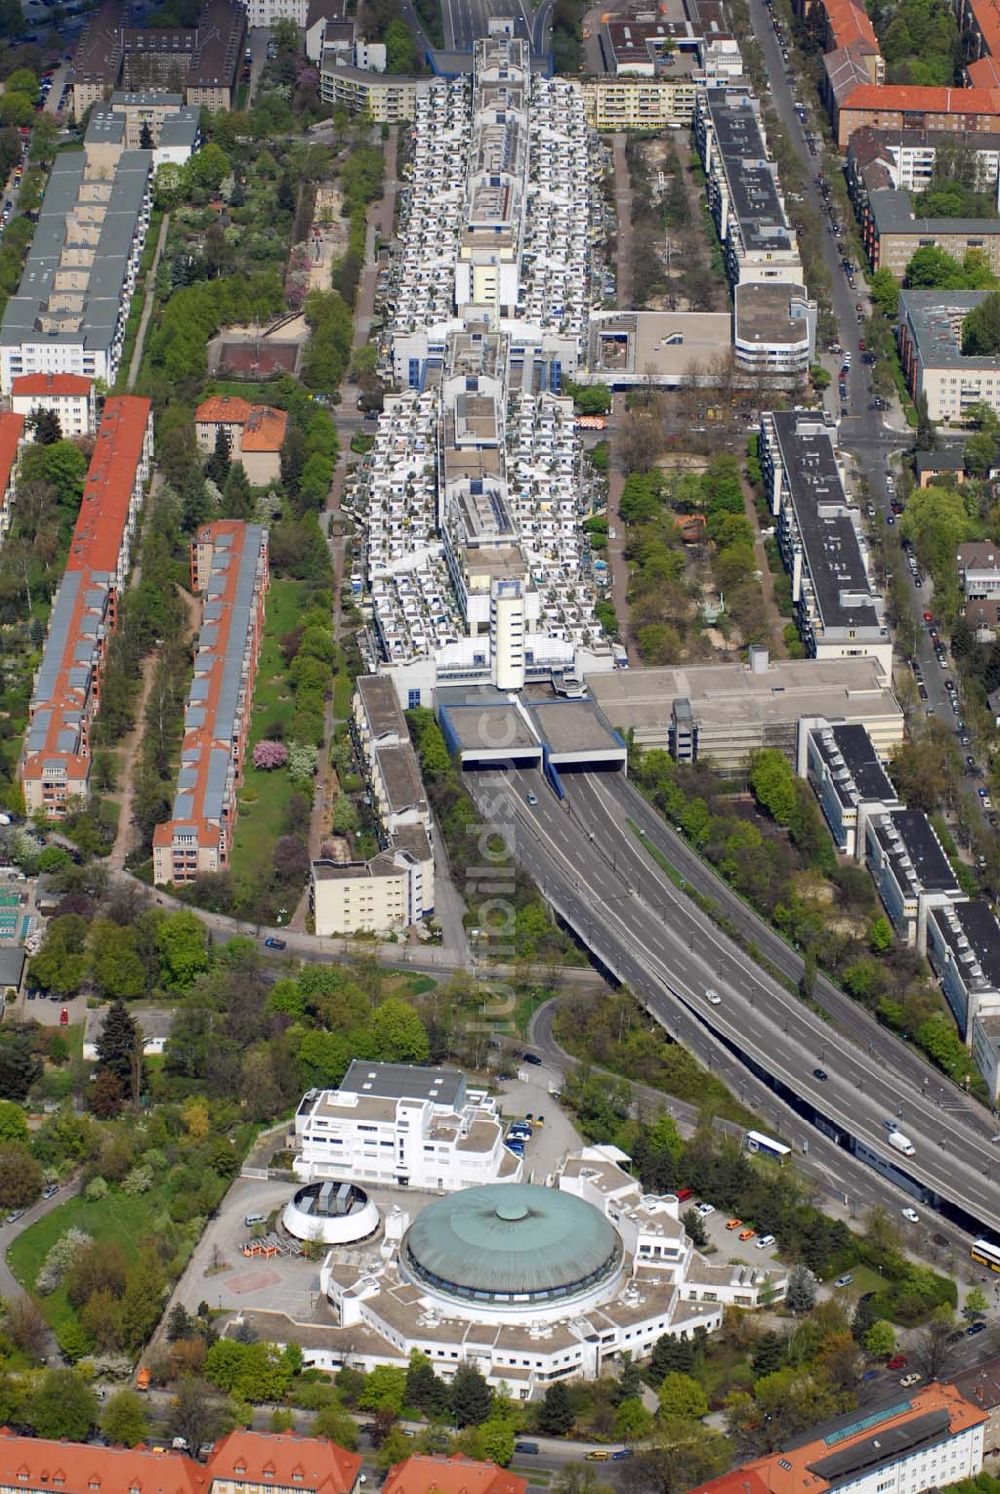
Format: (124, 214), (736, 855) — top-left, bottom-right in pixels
(865, 806), (965, 951)
(695, 84), (804, 287)
(798, 718), (899, 857)
(928, 897), (1000, 1039)
(898, 287), (1000, 423)
(759, 411), (892, 677)
(586, 650), (903, 772)
(19, 397), (153, 817)
(152, 522), (269, 886)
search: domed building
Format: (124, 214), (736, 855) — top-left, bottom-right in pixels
(282, 1180), (380, 1247)
(398, 1184), (624, 1323)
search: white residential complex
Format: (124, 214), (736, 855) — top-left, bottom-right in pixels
(293, 1062), (522, 1192)
(314, 1137), (785, 1396)
(354, 38), (614, 708)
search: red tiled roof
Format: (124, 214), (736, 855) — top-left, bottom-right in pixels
(195, 394), (252, 424)
(0, 412), (24, 496)
(969, 53), (1000, 86)
(690, 1385), (988, 1494)
(207, 1431), (362, 1492)
(11, 373), (93, 397)
(384, 1455), (529, 1494)
(823, 0), (879, 52)
(241, 404), (288, 452)
(0, 1428), (206, 1494)
(842, 82), (1000, 111)
(68, 396), (151, 576)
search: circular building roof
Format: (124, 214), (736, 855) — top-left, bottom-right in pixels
(401, 1184), (622, 1305)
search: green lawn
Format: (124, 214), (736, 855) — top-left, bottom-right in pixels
(207, 379), (284, 404)
(228, 578), (307, 888)
(7, 1188), (167, 1339)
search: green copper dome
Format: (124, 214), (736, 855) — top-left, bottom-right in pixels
(401, 1184), (623, 1304)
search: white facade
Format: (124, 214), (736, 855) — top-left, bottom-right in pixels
(310, 845), (433, 936)
(315, 1146), (784, 1398)
(292, 1063), (521, 1192)
(10, 376), (96, 438)
(240, 0), (307, 25)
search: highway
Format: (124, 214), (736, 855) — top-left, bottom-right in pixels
(466, 763), (1000, 1235)
(437, 0), (549, 55)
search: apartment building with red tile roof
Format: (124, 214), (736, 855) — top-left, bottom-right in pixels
(0, 1427), (207, 1493)
(195, 395), (288, 485)
(0, 411), (24, 543)
(0, 1427), (362, 1494)
(10, 374), (96, 439)
(152, 520), (268, 886)
(18, 396), (153, 817)
(208, 1430), (362, 1492)
(383, 1455), (527, 1494)
(691, 1384), (987, 1494)
(835, 83), (1000, 145)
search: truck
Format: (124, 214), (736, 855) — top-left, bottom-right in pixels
(887, 1129), (915, 1157)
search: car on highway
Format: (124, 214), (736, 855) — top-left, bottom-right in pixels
(901, 1207), (919, 1223)
(522, 1051), (543, 1065)
(813, 1067), (828, 1081)
(899, 1373), (923, 1388)
(263, 936), (287, 950)
(705, 988), (722, 1005)
(526, 792), (538, 806)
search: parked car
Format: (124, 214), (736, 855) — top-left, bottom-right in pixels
(738, 1228), (756, 1242)
(901, 1207), (919, 1223)
(725, 1218), (743, 1231)
(522, 1051), (543, 1065)
(515, 1443), (539, 1455)
(755, 1234), (775, 1248)
(886, 1355), (908, 1370)
(835, 1274), (854, 1287)
(899, 1373), (923, 1388)
(696, 1202), (715, 1216)
(967, 1321), (987, 1336)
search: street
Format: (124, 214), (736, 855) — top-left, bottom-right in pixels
(466, 762), (1000, 1236)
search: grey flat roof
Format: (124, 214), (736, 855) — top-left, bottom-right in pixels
(586, 656), (901, 735)
(358, 674), (407, 740)
(899, 287), (998, 370)
(0, 946), (25, 987)
(770, 412), (883, 635)
(341, 1060), (465, 1107)
(374, 743), (426, 814)
(929, 898), (1000, 990)
(870, 186), (1000, 239)
(735, 283), (812, 347)
(527, 698), (626, 759)
(813, 722), (897, 805)
(705, 88), (793, 254)
(875, 808), (958, 893)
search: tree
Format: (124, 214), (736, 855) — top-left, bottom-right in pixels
(222, 461), (254, 521)
(27, 406), (61, 445)
(869, 915), (894, 954)
(91, 923), (146, 1001)
(962, 290), (1000, 355)
(965, 1287), (989, 1318)
(95, 999), (143, 1095)
(658, 1371), (708, 1421)
(450, 1363), (492, 1427)
(405, 1353), (450, 1418)
(0, 1098), (28, 1143)
(912, 1308), (960, 1379)
(157, 911), (209, 988)
(384, 16), (415, 70)
(869, 268), (900, 320)
(29, 1368), (98, 1441)
(537, 1381), (574, 1436)
(0, 1144), (42, 1210)
(786, 1264), (816, 1315)
(748, 749), (797, 825)
(369, 998), (430, 1063)
(0, 1033), (42, 1102)
(101, 1389), (149, 1447)
(633, 1418), (731, 1494)
(864, 1320), (896, 1359)
(206, 424), (232, 487)
(681, 1207), (708, 1249)
(139, 120), (154, 151)
(168, 1378), (226, 1453)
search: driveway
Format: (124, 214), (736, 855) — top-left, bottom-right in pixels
(496, 1072), (582, 1182)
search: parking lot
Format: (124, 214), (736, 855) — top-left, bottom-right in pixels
(695, 1201), (782, 1267)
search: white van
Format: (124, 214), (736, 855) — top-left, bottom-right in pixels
(244, 1213), (265, 1227)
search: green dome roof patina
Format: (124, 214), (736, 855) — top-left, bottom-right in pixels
(401, 1184), (623, 1304)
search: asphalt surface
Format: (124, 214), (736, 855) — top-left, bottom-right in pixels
(465, 763), (1000, 1235)
(437, 0), (549, 55)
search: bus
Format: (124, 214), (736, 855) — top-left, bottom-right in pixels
(971, 1239), (1000, 1272)
(744, 1130), (791, 1163)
